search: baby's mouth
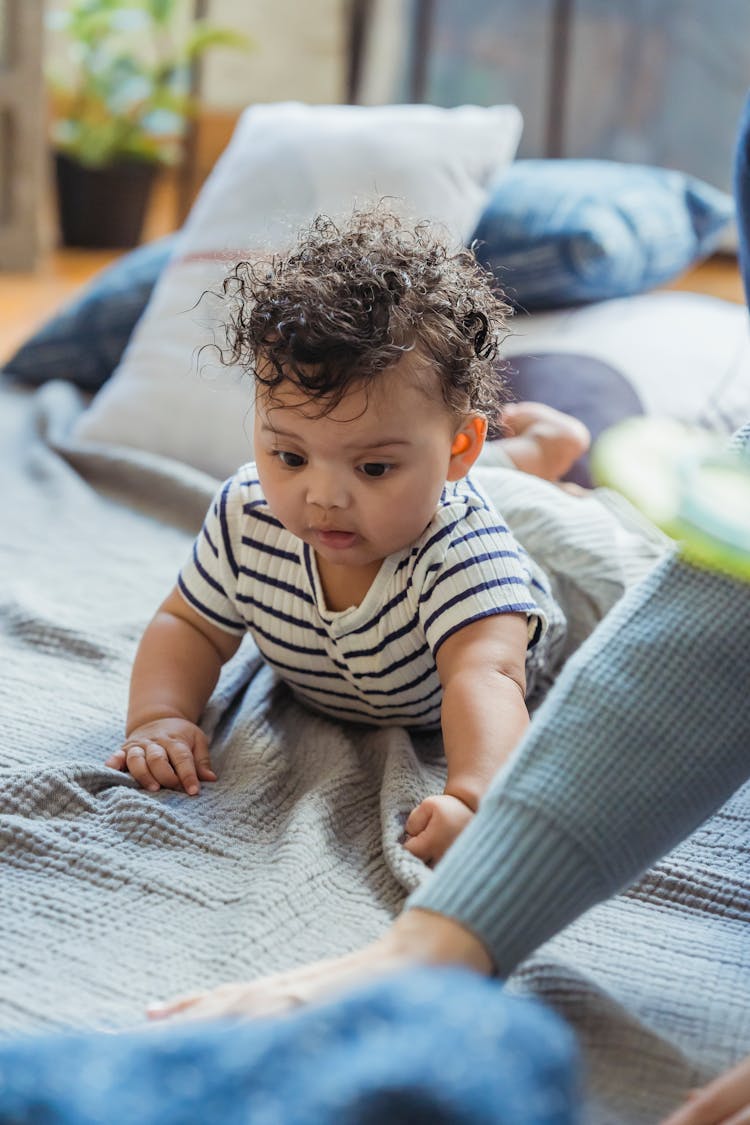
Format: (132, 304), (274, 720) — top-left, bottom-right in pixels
(314, 529), (358, 550)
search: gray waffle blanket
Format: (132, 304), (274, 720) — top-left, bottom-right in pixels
(4, 378), (747, 1124)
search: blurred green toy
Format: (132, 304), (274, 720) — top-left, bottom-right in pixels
(592, 417), (750, 583)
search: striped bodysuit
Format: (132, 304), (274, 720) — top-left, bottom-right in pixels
(178, 466), (566, 727)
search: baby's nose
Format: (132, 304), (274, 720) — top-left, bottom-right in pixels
(306, 467), (349, 510)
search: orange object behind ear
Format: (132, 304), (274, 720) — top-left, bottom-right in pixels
(452, 418), (487, 454)
(447, 417), (488, 481)
(473, 417), (488, 444)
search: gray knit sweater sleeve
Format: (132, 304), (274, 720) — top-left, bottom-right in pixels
(409, 422), (750, 977)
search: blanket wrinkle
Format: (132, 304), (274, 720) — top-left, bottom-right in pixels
(629, 868), (750, 919)
(1, 813), (276, 907)
(1, 765), (134, 817)
(2, 606), (115, 664)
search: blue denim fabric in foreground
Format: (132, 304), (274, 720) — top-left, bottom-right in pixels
(0, 970), (578, 1125)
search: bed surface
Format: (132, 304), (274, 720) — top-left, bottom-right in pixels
(2, 376), (749, 1124)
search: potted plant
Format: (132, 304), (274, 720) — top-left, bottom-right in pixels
(47, 0), (251, 248)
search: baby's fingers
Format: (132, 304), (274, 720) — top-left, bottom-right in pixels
(196, 759), (217, 781)
(405, 801), (431, 838)
(155, 742), (202, 796)
(192, 732), (216, 782)
(403, 830), (434, 864)
(120, 744), (165, 791)
(104, 748), (127, 770)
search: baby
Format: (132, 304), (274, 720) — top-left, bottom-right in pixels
(105, 207), (571, 864)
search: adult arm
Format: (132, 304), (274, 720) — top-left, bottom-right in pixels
(409, 545), (750, 976)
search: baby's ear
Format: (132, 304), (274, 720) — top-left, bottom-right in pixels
(447, 416), (487, 480)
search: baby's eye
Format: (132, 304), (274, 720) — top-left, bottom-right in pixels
(360, 462), (392, 478)
(277, 450), (305, 468)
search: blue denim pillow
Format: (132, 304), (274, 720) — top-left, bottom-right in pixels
(4, 234), (177, 391)
(472, 160), (734, 311)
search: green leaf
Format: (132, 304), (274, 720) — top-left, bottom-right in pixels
(148, 0), (179, 26)
(146, 85), (194, 116)
(48, 0), (253, 166)
(183, 22), (254, 62)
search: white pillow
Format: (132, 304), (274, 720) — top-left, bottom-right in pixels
(73, 101), (523, 478)
(504, 291), (750, 436)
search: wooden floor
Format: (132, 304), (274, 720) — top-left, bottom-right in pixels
(667, 253), (745, 304)
(0, 173), (745, 366)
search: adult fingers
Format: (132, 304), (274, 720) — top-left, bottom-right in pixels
(149, 982), (301, 1024)
(147, 992), (205, 1021)
(104, 748), (127, 770)
(148, 944), (414, 1026)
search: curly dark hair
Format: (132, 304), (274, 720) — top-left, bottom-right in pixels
(219, 205), (512, 420)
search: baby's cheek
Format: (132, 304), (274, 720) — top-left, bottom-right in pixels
(378, 496), (432, 548)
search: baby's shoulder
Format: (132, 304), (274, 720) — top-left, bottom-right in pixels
(435, 475), (511, 536)
(210, 463), (277, 540)
(407, 476), (513, 575)
(221, 462), (268, 510)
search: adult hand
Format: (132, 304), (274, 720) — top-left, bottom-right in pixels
(147, 908), (493, 1024)
(105, 717), (215, 795)
(661, 1054), (750, 1124)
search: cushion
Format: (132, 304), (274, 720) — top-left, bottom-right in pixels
(472, 159), (734, 311)
(495, 291), (750, 480)
(72, 100), (524, 478)
(3, 236), (176, 392)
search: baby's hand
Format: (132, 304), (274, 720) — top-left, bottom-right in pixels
(403, 794), (475, 866)
(104, 718), (216, 796)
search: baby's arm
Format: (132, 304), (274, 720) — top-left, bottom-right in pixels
(404, 613), (529, 865)
(105, 587), (241, 794)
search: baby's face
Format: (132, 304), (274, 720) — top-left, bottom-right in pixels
(253, 354), (461, 572)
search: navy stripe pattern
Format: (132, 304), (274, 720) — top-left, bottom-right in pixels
(178, 464), (566, 728)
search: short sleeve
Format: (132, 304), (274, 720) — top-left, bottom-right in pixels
(417, 502), (546, 657)
(177, 476), (247, 635)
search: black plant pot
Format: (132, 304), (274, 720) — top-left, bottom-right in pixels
(55, 152), (159, 248)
